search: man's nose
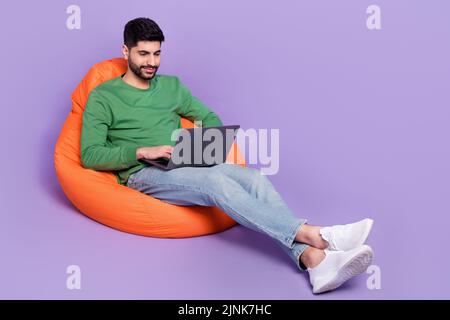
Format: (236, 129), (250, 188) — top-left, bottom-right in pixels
(147, 56), (157, 66)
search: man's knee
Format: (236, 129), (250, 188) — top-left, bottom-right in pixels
(204, 169), (237, 197)
(205, 169), (228, 185)
(244, 167), (265, 182)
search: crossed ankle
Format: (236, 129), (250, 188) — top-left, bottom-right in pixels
(300, 247), (325, 269)
(313, 236), (329, 250)
(296, 225), (329, 249)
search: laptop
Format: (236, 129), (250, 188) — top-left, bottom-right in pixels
(138, 125), (240, 170)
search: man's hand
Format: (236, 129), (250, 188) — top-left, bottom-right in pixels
(136, 145), (174, 160)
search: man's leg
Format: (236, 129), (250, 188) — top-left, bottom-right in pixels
(209, 164), (312, 270)
(127, 164), (309, 270)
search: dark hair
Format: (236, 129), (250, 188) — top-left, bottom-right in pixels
(123, 17), (165, 49)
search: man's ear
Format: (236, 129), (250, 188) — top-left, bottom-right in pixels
(122, 44), (129, 60)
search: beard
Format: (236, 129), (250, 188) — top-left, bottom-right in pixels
(128, 57), (158, 81)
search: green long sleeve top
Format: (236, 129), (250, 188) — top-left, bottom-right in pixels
(80, 74), (223, 185)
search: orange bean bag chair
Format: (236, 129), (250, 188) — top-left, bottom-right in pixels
(54, 57), (246, 237)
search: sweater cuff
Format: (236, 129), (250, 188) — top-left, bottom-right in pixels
(122, 146), (140, 166)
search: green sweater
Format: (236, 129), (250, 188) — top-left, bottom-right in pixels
(80, 74), (223, 185)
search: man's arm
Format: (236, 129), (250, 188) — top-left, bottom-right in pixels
(176, 79), (223, 127)
(80, 90), (140, 170)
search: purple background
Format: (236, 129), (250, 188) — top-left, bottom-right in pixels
(1, 0), (449, 299)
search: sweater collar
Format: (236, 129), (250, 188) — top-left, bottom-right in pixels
(119, 73), (158, 92)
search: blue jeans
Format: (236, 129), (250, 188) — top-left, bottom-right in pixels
(126, 163), (309, 271)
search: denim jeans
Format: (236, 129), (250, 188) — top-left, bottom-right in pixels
(126, 163), (309, 271)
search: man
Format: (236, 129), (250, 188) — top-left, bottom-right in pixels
(80, 17), (375, 294)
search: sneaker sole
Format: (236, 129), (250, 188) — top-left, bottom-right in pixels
(313, 245), (373, 294)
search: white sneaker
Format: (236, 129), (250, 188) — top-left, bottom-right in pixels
(307, 245), (374, 294)
(320, 218), (374, 251)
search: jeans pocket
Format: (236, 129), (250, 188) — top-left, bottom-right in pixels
(128, 166), (160, 187)
(127, 174), (136, 187)
(127, 170), (142, 187)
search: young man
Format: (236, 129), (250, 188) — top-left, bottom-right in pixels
(80, 17), (375, 294)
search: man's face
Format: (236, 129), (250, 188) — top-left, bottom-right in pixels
(123, 40), (161, 81)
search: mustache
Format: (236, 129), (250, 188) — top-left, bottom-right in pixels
(142, 66), (157, 69)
